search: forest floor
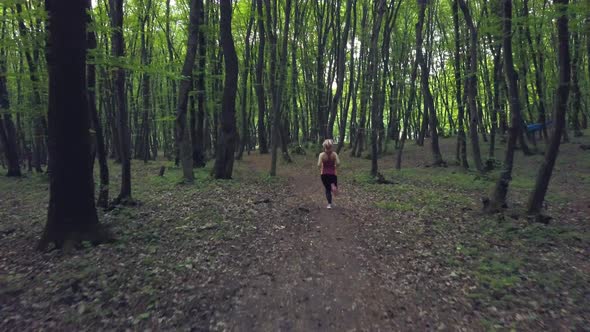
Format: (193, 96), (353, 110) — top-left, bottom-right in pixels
(1, 132), (589, 331)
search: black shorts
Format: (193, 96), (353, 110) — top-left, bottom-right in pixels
(321, 174), (337, 188)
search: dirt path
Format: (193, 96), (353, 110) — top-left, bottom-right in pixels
(225, 156), (402, 331)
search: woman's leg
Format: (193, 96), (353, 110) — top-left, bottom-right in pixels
(321, 175), (332, 204)
(330, 175), (338, 195)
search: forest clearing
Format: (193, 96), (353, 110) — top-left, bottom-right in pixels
(1, 0), (590, 330)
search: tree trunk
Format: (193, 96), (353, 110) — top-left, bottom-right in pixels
(268, 0), (293, 175)
(0, 12), (21, 177)
(524, 0), (550, 143)
(395, 46), (420, 168)
(417, 0), (444, 166)
(15, 3), (46, 173)
(489, 44), (502, 161)
(369, 0), (386, 177)
(176, 0), (200, 182)
(237, 1), (255, 161)
(338, 1), (357, 153)
(452, 0), (468, 168)
(527, 0), (571, 215)
(110, 0), (132, 202)
(329, 0), (353, 143)
(485, 0), (523, 213)
(0, 75), (21, 177)
(214, 0), (239, 179)
(39, 0), (110, 251)
(193, 0), (207, 168)
(458, 0), (483, 171)
(139, 0), (153, 162)
(255, 0), (268, 154)
(571, 32), (582, 137)
(86, 0), (109, 208)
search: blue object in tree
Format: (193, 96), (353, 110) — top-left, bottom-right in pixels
(526, 120), (553, 133)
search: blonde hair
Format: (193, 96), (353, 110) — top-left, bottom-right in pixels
(322, 139), (334, 150)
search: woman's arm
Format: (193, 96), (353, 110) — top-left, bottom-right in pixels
(317, 152), (324, 167)
(334, 152), (341, 166)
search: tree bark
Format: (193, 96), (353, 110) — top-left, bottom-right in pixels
(417, 0), (444, 166)
(328, 0), (353, 142)
(39, 0), (109, 250)
(109, 0), (132, 202)
(0, 11), (21, 177)
(452, 0), (468, 168)
(571, 32), (582, 137)
(485, 0), (523, 213)
(458, 0), (483, 171)
(176, 0), (200, 182)
(0, 71), (21, 177)
(193, 0), (207, 168)
(369, 0), (386, 177)
(237, 0), (255, 161)
(255, 0), (269, 154)
(15, 3), (46, 173)
(86, 0), (109, 208)
(138, 0), (153, 162)
(527, 0), (571, 215)
(214, 0), (239, 179)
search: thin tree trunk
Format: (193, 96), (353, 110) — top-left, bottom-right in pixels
(417, 0), (444, 166)
(15, 3), (45, 173)
(571, 32), (582, 137)
(237, 1), (255, 161)
(175, 0), (200, 182)
(0, 63), (21, 177)
(139, 0), (153, 163)
(527, 0), (571, 215)
(214, 0), (239, 179)
(194, 0), (207, 167)
(395, 49), (420, 168)
(329, 0), (353, 141)
(255, 0), (268, 154)
(86, 0), (109, 208)
(452, 0), (468, 168)
(0, 10), (21, 177)
(485, 0), (523, 213)
(369, 0), (386, 177)
(110, 0), (132, 202)
(458, 0), (483, 172)
(489, 44), (502, 161)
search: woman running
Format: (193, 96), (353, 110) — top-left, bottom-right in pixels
(318, 139), (340, 209)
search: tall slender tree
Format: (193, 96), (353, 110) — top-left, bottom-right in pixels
(15, 3), (46, 173)
(0, 9), (21, 177)
(457, 0), (484, 172)
(452, 0), (468, 169)
(270, 0), (292, 176)
(417, 0), (444, 166)
(176, 0), (199, 182)
(110, 0), (132, 203)
(0, 56), (21, 177)
(527, 0), (571, 215)
(369, 0), (387, 177)
(86, 0), (109, 208)
(485, 0), (524, 212)
(193, 0), (207, 167)
(255, 0), (268, 154)
(237, 0), (255, 161)
(214, 0), (239, 179)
